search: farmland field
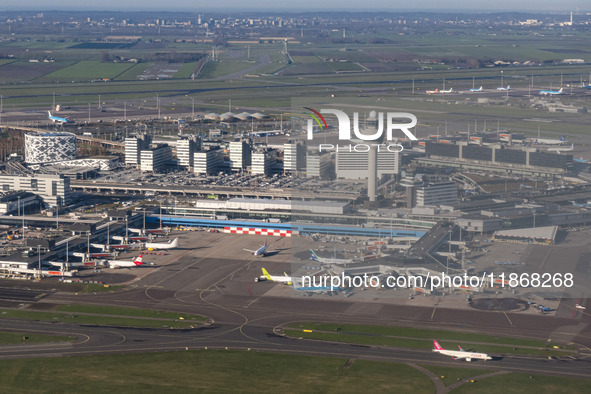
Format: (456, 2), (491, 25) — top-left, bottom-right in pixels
(39, 60), (137, 82)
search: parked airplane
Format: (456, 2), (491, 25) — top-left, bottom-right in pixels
(469, 86), (483, 92)
(259, 268), (292, 284)
(576, 304), (586, 310)
(108, 255), (144, 269)
(145, 238), (178, 250)
(426, 88), (439, 95)
(529, 135), (566, 145)
(439, 87), (453, 93)
(547, 143), (574, 152)
(432, 340), (492, 361)
(48, 111), (69, 124)
(245, 241), (268, 256)
(539, 88), (564, 96)
(310, 250), (353, 265)
(496, 85), (510, 91)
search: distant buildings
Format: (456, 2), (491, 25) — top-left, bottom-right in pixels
(25, 132), (76, 164)
(125, 134), (152, 166)
(140, 144), (172, 172)
(193, 147), (224, 175)
(306, 152), (333, 179)
(0, 174), (71, 206)
(229, 140), (252, 171)
(335, 149), (400, 179)
(251, 150), (276, 176)
(283, 142), (306, 174)
(176, 136), (201, 169)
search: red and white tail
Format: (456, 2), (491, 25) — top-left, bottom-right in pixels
(433, 340), (444, 350)
(134, 255), (143, 265)
(458, 345), (464, 351)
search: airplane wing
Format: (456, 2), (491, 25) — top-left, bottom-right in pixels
(243, 249), (256, 253)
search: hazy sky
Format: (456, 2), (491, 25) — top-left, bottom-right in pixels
(0, 0), (588, 12)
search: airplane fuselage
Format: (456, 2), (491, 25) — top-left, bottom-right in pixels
(433, 348), (491, 361)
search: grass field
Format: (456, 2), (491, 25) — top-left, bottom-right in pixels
(452, 373), (591, 394)
(199, 59), (255, 79)
(174, 62), (199, 78)
(55, 304), (206, 321)
(114, 62), (155, 81)
(0, 350), (434, 393)
(285, 323), (573, 357)
(421, 365), (493, 387)
(0, 331), (76, 345)
(40, 60), (137, 82)
(0, 307), (204, 329)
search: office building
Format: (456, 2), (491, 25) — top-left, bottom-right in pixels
(0, 174), (71, 206)
(229, 140), (251, 171)
(125, 134), (152, 166)
(251, 150), (276, 176)
(194, 148), (224, 175)
(283, 142), (306, 173)
(25, 132), (76, 164)
(140, 145), (172, 172)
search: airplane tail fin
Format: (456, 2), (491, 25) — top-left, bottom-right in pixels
(310, 250), (320, 262)
(507, 85), (510, 89)
(559, 88), (563, 93)
(262, 268), (272, 281)
(134, 255), (143, 265)
(171, 238), (178, 247)
(435, 89), (438, 93)
(458, 345), (464, 351)
(433, 340), (444, 350)
(560, 135), (566, 141)
(48, 111), (52, 117)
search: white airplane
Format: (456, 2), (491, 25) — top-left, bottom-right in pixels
(145, 238), (178, 250)
(539, 88), (564, 96)
(529, 135), (566, 145)
(259, 268), (292, 284)
(433, 340), (492, 361)
(244, 241), (268, 256)
(310, 250), (353, 265)
(426, 88), (438, 95)
(48, 111), (69, 124)
(576, 304), (586, 310)
(469, 86), (483, 92)
(496, 85), (510, 91)
(547, 143), (574, 152)
(440, 87), (453, 93)
(108, 255), (144, 269)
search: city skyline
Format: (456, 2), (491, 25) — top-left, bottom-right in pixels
(0, 0), (589, 12)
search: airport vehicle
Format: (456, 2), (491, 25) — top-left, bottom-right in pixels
(439, 87), (453, 93)
(432, 340), (492, 361)
(259, 268), (292, 284)
(469, 86), (483, 92)
(48, 111), (69, 124)
(539, 88), (564, 96)
(496, 85), (510, 91)
(107, 255), (144, 269)
(309, 250), (353, 265)
(245, 241), (268, 256)
(547, 143), (574, 152)
(529, 135), (566, 145)
(426, 88), (439, 95)
(145, 238), (178, 250)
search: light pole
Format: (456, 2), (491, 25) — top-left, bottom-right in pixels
(191, 98), (195, 119)
(37, 244), (41, 279)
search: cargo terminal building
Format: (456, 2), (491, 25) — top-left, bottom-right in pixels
(416, 142), (573, 178)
